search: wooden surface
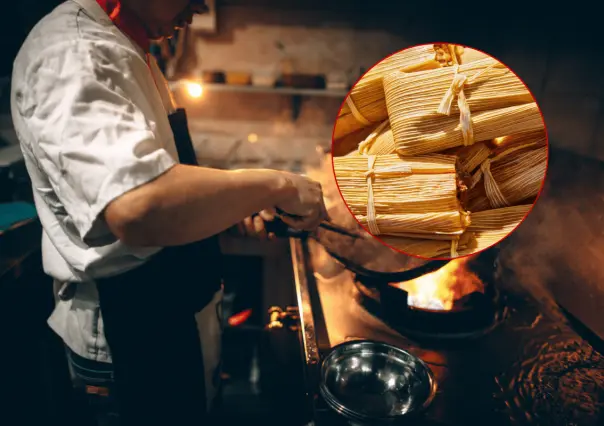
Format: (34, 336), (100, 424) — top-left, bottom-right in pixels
(499, 147), (604, 341)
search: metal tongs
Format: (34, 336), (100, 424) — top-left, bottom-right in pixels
(264, 209), (452, 283)
(263, 208), (363, 240)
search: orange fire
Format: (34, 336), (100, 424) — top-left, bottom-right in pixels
(393, 258), (484, 311)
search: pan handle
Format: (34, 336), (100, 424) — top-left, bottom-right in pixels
(325, 249), (451, 284)
(263, 217), (309, 238)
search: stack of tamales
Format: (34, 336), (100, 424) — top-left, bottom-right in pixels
(331, 44), (548, 259)
(333, 44), (490, 142)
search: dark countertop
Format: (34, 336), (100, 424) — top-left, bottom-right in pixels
(298, 237), (604, 426)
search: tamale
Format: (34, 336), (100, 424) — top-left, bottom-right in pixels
(460, 48), (491, 63)
(357, 121), (396, 155)
(489, 129), (547, 157)
(334, 45), (444, 141)
(444, 142), (492, 174)
(381, 232), (475, 259)
(334, 45), (491, 141)
(333, 154), (470, 238)
(458, 204), (532, 255)
(391, 102), (544, 156)
(468, 146), (547, 212)
(383, 57), (539, 155)
(332, 123), (382, 157)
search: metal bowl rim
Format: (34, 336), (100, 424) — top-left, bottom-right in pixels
(319, 339), (438, 422)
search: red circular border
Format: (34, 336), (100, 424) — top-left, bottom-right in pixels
(330, 42), (550, 261)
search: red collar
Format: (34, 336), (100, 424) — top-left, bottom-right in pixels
(96, 0), (150, 52)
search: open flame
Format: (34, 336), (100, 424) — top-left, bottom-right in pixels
(393, 258), (484, 311)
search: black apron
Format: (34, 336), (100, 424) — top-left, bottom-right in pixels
(95, 109), (223, 426)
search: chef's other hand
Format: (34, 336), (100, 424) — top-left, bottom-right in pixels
(237, 209), (278, 240)
(276, 173), (327, 231)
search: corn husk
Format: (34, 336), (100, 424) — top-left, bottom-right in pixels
(460, 48), (491, 63)
(384, 57), (532, 122)
(445, 142), (492, 174)
(334, 45), (445, 141)
(334, 45), (492, 141)
(468, 146), (547, 212)
(490, 129), (547, 157)
(458, 204), (532, 255)
(333, 154), (470, 237)
(356, 121), (396, 155)
(381, 231), (475, 259)
(333, 124), (382, 157)
(383, 57), (539, 155)
(392, 102), (543, 156)
(445, 129), (546, 178)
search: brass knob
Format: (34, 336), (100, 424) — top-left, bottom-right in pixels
(267, 306), (284, 330)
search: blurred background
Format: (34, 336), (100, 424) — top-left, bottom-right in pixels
(1, 1), (603, 425)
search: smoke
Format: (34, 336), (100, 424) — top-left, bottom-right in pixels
(497, 150), (604, 336)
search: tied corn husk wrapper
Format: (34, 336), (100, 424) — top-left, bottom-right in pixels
(445, 142), (492, 174)
(383, 57), (541, 155)
(335, 45), (440, 141)
(445, 129), (546, 175)
(458, 204), (532, 256)
(333, 153), (470, 237)
(468, 144), (547, 212)
(382, 231), (475, 259)
(356, 120), (396, 155)
(333, 124), (382, 157)
(334, 45), (490, 141)
(490, 129), (547, 157)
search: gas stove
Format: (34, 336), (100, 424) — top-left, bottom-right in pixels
(288, 238), (604, 426)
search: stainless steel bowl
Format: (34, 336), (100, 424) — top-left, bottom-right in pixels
(320, 340), (437, 424)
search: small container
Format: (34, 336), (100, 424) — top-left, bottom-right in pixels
(252, 71), (277, 88)
(326, 72), (348, 91)
(279, 74), (325, 89)
(225, 72), (252, 86)
(320, 340), (436, 424)
(201, 71), (226, 84)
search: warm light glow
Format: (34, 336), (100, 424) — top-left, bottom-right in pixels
(248, 133), (259, 143)
(393, 258), (484, 311)
(493, 136), (507, 145)
(186, 82), (203, 98)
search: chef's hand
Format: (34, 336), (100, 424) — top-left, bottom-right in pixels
(236, 209), (278, 240)
(276, 172), (328, 231)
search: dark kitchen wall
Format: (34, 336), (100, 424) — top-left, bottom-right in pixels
(0, 1), (64, 77)
(180, 1), (604, 339)
(177, 3), (410, 171)
(181, 1), (603, 170)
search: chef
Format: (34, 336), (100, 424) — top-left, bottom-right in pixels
(10, 0), (327, 425)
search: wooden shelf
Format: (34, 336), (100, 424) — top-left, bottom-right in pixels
(169, 81), (348, 98)
(169, 81), (348, 120)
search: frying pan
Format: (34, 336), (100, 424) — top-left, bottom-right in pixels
(264, 217), (450, 284)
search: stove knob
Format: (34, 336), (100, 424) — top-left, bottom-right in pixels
(267, 306), (284, 329)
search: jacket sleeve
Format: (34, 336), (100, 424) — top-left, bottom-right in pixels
(13, 40), (178, 243)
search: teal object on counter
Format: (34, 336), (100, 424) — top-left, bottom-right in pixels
(0, 202), (38, 232)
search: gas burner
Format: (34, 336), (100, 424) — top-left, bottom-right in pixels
(352, 250), (507, 342)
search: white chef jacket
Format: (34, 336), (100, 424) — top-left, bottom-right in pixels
(11, 1), (223, 401)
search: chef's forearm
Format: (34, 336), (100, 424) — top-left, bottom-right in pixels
(105, 164), (294, 246)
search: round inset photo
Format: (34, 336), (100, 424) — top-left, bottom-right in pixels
(331, 43), (548, 260)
